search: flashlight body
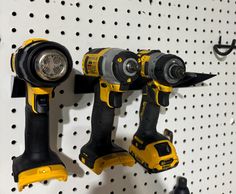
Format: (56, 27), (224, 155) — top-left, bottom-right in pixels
(11, 39), (72, 191)
(79, 48), (139, 174)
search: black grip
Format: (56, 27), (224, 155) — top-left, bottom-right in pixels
(89, 83), (115, 146)
(133, 84), (170, 147)
(12, 98), (64, 182)
(79, 83), (129, 169)
(158, 91), (170, 107)
(24, 104), (50, 154)
(135, 85), (161, 138)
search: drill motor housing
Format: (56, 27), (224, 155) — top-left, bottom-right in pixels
(138, 50), (186, 87)
(83, 48), (139, 84)
(82, 48), (140, 108)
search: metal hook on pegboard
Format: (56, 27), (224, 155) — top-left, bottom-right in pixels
(213, 36), (236, 56)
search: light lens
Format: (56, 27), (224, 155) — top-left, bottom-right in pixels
(35, 50), (68, 81)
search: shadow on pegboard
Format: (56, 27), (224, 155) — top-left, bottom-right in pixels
(50, 69), (87, 178)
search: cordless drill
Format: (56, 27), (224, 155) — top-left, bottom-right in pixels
(79, 48), (140, 174)
(11, 38), (72, 191)
(129, 50), (213, 173)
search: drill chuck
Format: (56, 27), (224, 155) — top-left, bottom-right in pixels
(125, 60), (140, 74)
(154, 55), (186, 86)
(168, 65), (185, 80)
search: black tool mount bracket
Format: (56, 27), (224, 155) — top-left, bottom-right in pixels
(11, 73), (215, 97)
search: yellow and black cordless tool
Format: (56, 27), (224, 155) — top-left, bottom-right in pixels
(79, 48), (140, 174)
(129, 50), (215, 173)
(11, 38), (72, 191)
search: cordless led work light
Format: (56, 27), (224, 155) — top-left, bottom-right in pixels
(11, 38), (73, 191)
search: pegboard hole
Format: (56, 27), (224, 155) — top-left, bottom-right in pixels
(11, 140), (16, 145)
(11, 108), (16, 113)
(76, 2), (80, 7)
(11, 188), (16, 192)
(12, 12), (17, 16)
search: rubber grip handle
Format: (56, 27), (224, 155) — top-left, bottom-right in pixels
(89, 83), (115, 146)
(13, 98), (65, 182)
(24, 103), (50, 156)
(135, 85), (161, 138)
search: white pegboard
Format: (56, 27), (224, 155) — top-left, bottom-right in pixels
(0, 0), (235, 193)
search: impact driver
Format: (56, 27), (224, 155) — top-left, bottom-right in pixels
(79, 48), (140, 174)
(129, 50), (214, 173)
(11, 38), (72, 191)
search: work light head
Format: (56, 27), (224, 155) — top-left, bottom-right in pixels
(12, 39), (73, 87)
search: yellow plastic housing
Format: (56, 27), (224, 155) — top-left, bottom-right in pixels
(148, 81), (172, 106)
(90, 152), (135, 175)
(18, 164), (67, 191)
(82, 48), (110, 76)
(26, 84), (53, 113)
(99, 79), (124, 108)
(129, 140), (179, 172)
(11, 38), (47, 73)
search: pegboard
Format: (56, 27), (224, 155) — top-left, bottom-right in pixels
(0, 0), (235, 193)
